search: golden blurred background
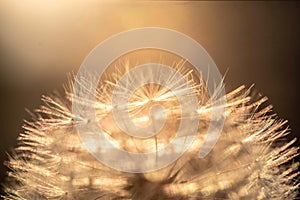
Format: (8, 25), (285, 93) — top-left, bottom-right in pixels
(1, 0), (300, 188)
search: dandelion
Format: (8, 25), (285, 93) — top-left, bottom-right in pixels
(3, 60), (299, 200)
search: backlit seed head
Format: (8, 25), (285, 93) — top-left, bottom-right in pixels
(3, 60), (299, 200)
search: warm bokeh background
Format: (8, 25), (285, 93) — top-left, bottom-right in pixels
(1, 0), (299, 191)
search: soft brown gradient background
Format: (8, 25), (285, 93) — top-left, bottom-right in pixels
(1, 1), (299, 190)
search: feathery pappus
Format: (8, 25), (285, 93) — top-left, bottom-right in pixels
(3, 59), (299, 200)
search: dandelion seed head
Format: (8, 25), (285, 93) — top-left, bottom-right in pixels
(3, 56), (299, 199)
